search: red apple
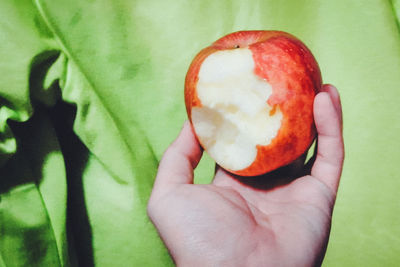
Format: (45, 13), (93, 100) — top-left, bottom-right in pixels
(184, 30), (322, 176)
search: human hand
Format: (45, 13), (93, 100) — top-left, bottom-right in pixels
(148, 84), (344, 267)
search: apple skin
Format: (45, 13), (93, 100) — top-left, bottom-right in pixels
(185, 30), (322, 176)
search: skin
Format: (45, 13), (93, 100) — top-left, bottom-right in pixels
(148, 84), (344, 267)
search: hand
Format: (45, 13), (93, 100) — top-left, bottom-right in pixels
(148, 84), (344, 267)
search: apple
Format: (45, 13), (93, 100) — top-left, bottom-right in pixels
(184, 30), (322, 176)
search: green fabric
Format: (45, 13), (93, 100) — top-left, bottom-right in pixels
(0, 0), (399, 266)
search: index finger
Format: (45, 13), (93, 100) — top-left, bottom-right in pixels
(153, 121), (203, 191)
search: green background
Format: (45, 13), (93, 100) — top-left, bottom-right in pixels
(0, 0), (399, 266)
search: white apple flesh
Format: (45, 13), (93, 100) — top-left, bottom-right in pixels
(192, 48), (283, 171)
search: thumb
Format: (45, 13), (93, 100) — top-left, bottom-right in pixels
(152, 121), (203, 191)
(311, 88), (344, 194)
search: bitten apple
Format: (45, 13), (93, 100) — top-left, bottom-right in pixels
(184, 30), (322, 176)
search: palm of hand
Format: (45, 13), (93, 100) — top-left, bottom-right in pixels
(148, 85), (343, 266)
(151, 163), (334, 267)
